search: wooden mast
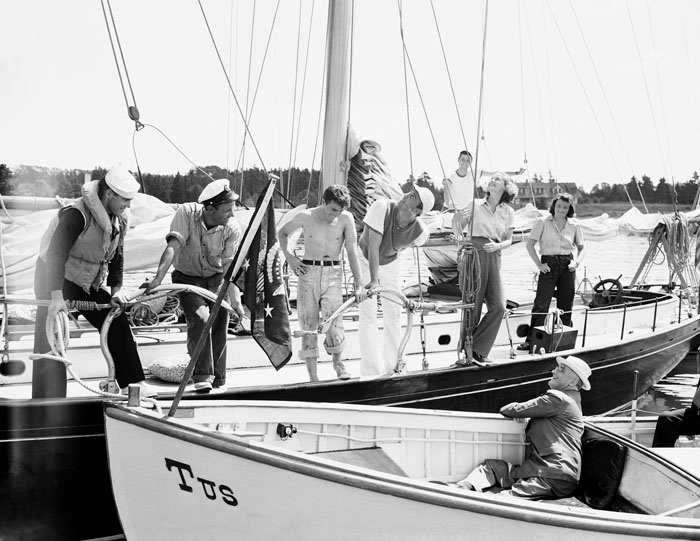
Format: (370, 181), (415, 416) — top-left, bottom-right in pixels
(320, 0), (353, 191)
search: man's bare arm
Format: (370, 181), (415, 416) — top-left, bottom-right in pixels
(342, 213), (366, 302)
(278, 213), (309, 276)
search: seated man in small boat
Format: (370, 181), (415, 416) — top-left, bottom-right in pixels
(33, 166), (157, 398)
(449, 355), (591, 499)
(652, 380), (700, 447)
(146, 178), (245, 393)
(279, 185), (366, 382)
(357, 185), (433, 376)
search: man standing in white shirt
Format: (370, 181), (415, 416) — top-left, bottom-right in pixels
(443, 150), (476, 212)
(357, 185), (433, 376)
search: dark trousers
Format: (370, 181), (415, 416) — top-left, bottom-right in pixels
(529, 254), (576, 337)
(652, 404), (700, 447)
(172, 270), (229, 385)
(33, 258), (145, 398)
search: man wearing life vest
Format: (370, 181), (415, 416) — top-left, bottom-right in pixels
(146, 178), (244, 393)
(33, 166), (156, 398)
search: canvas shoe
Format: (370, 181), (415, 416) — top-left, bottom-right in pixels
(194, 381), (213, 393)
(121, 381), (158, 398)
(333, 360), (351, 380)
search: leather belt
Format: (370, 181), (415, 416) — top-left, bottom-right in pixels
(301, 259), (340, 266)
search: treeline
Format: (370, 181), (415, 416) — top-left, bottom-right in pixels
(1, 164), (322, 208)
(2, 163), (699, 207)
(583, 173), (700, 205)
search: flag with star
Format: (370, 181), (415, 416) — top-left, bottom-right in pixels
(234, 187), (292, 370)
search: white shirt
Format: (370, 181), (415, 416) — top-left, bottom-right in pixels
(443, 170), (475, 210)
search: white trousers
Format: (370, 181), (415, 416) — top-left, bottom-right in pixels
(358, 254), (402, 376)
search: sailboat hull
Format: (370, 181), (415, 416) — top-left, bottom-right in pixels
(0, 311), (698, 539)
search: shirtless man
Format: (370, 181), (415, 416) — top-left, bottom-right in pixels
(279, 185), (366, 382)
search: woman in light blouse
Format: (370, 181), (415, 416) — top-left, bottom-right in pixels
(520, 193), (585, 352)
(453, 172), (518, 363)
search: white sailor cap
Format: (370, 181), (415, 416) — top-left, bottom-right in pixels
(414, 185), (435, 212)
(198, 178), (239, 206)
(105, 166), (140, 199)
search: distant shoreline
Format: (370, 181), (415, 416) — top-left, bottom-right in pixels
(515, 202), (693, 219)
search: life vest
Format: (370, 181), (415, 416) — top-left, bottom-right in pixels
(38, 180), (128, 292)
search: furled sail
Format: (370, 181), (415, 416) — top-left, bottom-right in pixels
(346, 132), (404, 235)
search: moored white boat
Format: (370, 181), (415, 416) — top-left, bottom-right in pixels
(104, 399), (700, 540)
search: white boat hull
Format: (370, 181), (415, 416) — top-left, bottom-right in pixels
(105, 401), (700, 541)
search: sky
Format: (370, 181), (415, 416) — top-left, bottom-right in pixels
(2, 0), (700, 193)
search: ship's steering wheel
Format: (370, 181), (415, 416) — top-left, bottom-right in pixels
(591, 278), (623, 308)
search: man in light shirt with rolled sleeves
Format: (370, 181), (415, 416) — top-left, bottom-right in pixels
(147, 178), (244, 392)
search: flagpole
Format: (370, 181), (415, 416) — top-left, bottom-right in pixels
(167, 175), (279, 417)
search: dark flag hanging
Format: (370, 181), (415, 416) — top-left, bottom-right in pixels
(235, 189), (292, 370)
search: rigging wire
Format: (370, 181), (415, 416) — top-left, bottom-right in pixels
(470, 0), (491, 228)
(291, 0), (318, 186)
(564, 0), (641, 211)
(540, 0), (559, 180)
(238, 0), (258, 193)
(521, 2), (553, 178)
(225, 0), (239, 177)
(624, 2), (668, 195)
(100, 0), (149, 194)
(284, 1), (305, 200)
(395, 1), (446, 181)
(232, 1), (282, 187)
(544, 1), (633, 204)
(100, 0), (142, 129)
(197, 0), (269, 172)
(429, 0), (469, 153)
(101, 0), (222, 189)
(398, 1), (415, 178)
(644, 0), (674, 183)
(567, 3), (639, 180)
(517, 1), (535, 205)
(304, 1), (329, 206)
(132, 124), (215, 182)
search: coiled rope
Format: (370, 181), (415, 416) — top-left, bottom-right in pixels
(457, 243), (480, 363)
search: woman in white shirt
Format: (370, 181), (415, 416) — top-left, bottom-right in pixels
(520, 193), (585, 352)
(453, 172), (518, 363)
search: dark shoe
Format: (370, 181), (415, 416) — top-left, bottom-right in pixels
(212, 379), (226, 389)
(451, 359), (473, 368)
(516, 342), (530, 351)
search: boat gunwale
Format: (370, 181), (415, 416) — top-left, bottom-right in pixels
(104, 401), (700, 538)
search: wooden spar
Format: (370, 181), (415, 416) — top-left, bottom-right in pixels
(320, 0), (353, 191)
